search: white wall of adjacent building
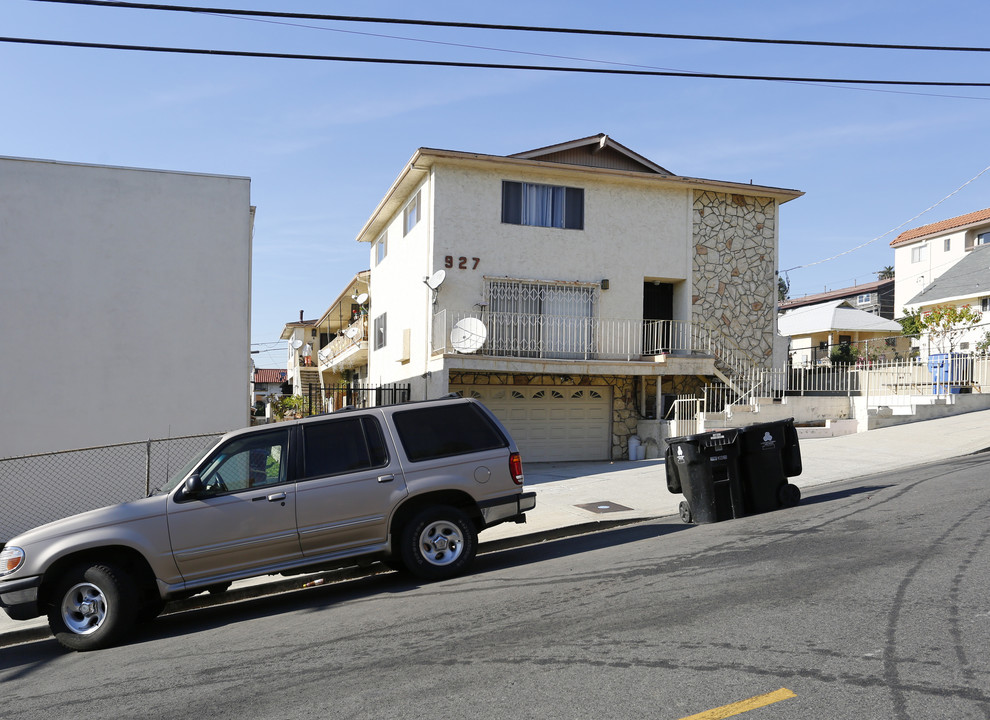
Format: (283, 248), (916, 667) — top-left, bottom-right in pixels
(0, 156), (253, 457)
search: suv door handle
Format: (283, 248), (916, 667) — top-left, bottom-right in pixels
(267, 492), (287, 502)
(377, 474), (395, 483)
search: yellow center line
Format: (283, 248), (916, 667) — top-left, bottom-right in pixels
(679, 688), (797, 720)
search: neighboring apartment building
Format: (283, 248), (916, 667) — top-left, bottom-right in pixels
(0, 156), (254, 458)
(318, 134), (801, 462)
(902, 243), (990, 358)
(890, 207), (990, 317)
(780, 278), (895, 319)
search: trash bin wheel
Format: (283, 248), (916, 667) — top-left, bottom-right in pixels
(678, 501), (693, 524)
(778, 483), (801, 508)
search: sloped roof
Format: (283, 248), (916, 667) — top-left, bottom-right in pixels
(509, 133), (674, 176)
(254, 369), (286, 384)
(890, 207), (990, 247)
(906, 243), (990, 306)
(778, 300), (902, 336)
(780, 278), (892, 311)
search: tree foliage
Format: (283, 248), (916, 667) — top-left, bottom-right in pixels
(912, 304), (983, 354)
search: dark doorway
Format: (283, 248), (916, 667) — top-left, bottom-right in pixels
(643, 282), (674, 353)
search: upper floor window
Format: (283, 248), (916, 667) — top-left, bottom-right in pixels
(375, 232), (387, 265)
(911, 246), (925, 263)
(967, 231), (990, 251)
(403, 191), (421, 236)
(856, 293), (873, 305)
(373, 313), (387, 350)
(501, 181), (584, 230)
(944, 237), (951, 252)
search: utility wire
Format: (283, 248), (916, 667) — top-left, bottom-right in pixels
(5, 36), (990, 87)
(782, 163), (990, 275)
(30, 0), (990, 54)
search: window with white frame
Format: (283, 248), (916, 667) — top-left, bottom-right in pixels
(375, 232), (387, 265)
(501, 181), (584, 230)
(856, 293), (873, 305)
(944, 237), (951, 252)
(911, 245), (925, 263)
(403, 191), (421, 236)
(982, 297), (990, 313)
(373, 313), (387, 350)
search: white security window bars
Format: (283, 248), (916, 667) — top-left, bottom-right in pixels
(487, 279), (598, 359)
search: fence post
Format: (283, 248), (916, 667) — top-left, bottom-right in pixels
(145, 439), (152, 496)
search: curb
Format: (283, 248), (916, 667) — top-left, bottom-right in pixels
(0, 516), (656, 649)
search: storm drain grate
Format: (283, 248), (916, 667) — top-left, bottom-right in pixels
(576, 501), (633, 514)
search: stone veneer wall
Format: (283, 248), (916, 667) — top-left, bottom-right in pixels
(448, 371), (636, 460)
(692, 191), (777, 363)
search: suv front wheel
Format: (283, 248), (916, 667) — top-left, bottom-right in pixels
(47, 562), (138, 651)
(398, 505), (477, 581)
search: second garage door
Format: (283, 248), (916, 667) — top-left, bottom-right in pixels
(451, 385), (611, 462)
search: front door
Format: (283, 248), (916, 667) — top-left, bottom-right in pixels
(166, 428), (301, 584)
(643, 281), (674, 354)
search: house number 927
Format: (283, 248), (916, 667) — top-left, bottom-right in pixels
(445, 256), (480, 270)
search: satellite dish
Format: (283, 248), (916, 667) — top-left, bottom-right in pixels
(291, 338), (304, 349)
(425, 270), (446, 291)
(343, 327), (361, 339)
(451, 318), (487, 354)
(355, 292), (369, 305)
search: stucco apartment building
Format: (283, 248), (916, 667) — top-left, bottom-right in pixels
(314, 135), (802, 461)
(0, 156), (254, 458)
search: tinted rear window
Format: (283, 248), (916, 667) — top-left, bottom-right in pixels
(302, 416), (388, 478)
(392, 403), (508, 462)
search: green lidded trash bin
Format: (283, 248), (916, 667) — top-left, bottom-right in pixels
(737, 418), (802, 514)
(665, 428), (745, 524)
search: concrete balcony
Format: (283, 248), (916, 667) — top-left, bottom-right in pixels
(318, 319), (368, 371)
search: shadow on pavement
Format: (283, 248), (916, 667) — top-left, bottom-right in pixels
(800, 485), (893, 506)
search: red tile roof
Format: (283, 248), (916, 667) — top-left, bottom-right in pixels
(890, 207), (990, 247)
(254, 369), (287, 384)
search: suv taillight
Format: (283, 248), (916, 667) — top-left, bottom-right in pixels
(509, 452), (524, 485)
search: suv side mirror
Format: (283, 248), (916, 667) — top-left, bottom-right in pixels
(183, 474), (205, 498)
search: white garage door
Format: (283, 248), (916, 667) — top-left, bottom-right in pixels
(452, 385), (611, 462)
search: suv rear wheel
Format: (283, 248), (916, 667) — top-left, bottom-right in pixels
(47, 562), (138, 651)
(398, 505), (477, 581)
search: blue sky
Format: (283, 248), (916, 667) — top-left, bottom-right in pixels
(4, 0), (989, 369)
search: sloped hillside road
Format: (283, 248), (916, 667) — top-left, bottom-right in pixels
(3, 453), (989, 720)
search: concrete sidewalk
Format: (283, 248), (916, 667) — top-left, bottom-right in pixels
(4, 409), (989, 648)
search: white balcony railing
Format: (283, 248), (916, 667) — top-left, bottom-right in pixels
(318, 320), (368, 369)
(432, 310), (760, 372)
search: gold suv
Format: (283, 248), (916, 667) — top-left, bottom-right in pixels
(0, 397), (535, 651)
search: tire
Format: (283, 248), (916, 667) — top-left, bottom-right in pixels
(398, 505), (477, 581)
(678, 500), (693, 524)
(778, 483), (801, 508)
(47, 562), (138, 652)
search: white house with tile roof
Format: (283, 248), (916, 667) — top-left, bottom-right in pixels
(890, 207), (990, 318)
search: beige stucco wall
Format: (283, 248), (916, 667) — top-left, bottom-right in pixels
(0, 157), (252, 457)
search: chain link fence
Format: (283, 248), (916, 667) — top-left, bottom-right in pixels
(0, 433), (222, 542)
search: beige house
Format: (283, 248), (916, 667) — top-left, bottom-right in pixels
(778, 300), (907, 366)
(320, 134), (802, 461)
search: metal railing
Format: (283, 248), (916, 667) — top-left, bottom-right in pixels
(0, 433), (222, 542)
(432, 310), (763, 372)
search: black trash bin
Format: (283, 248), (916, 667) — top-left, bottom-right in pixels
(737, 418), (802, 513)
(665, 428), (745, 524)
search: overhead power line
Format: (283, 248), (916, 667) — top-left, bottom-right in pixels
(5, 36), (990, 87)
(31, 0), (990, 54)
